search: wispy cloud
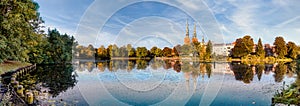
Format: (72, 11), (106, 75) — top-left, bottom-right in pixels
(36, 0), (300, 46)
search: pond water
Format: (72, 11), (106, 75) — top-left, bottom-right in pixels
(18, 59), (298, 105)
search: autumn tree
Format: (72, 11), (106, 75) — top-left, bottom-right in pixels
(136, 47), (148, 58)
(150, 46), (161, 57)
(286, 41), (298, 59)
(172, 47), (179, 57)
(127, 44), (136, 57)
(232, 35), (254, 58)
(256, 38), (265, 58)
(198, 44), (206, 60)
(161, 47), (172, 57)
(97, 45), (108, 59)
(273, 36), (287, 59)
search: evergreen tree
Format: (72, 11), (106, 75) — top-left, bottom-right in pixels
(205, 40), (213, 60)
(256, 38), (265, 58)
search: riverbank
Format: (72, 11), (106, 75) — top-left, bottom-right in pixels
(0, 61), (31, 75)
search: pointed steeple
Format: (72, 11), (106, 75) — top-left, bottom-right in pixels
(193, 24), (197, 38)
(202, 36), (205, 43)
(184, 19), (191, 45)
(192, 23), (199, 43)
(186, 19), (189, 37)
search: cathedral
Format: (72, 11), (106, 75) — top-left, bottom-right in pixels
(184, 20), (205, 45)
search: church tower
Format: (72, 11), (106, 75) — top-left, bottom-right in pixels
(184, 20), (191, 45)
(192, 24), (198, 43)
(200, 35), (205, 46)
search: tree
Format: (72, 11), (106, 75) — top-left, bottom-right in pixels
(205, 40), (213, 60)
(97, 45), (108, 59)
(111, 44), (119, 57)
(181, 44), (191, 56)
(274, 63), (287, 82)
(127, 44), (136, 57)
(172, 47), (179, 57)
(136, 47), (148, 58)
(273, 36), (287, 59)
(232, 35), (254, 58)
(119, 46), (127, 57)
(150, 46), (161, 57)
(161, 47), (172, 57)
(256, 38), (265, 58)
(0, 0), (44, 63)
(286, 41), (298, 59)
(198, 44), (206, 60)
(43, 29), (75, 64)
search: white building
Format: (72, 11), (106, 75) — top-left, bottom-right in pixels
(212, 43), (235, 56)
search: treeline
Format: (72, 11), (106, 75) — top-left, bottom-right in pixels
(74, 40), (213, 60)
(0, 0), (75, 64)
(231, 35), (300, 60)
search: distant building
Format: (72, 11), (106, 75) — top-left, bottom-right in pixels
(184, 20), (191, 45)
(264, 44), (274, 56)
(184, 20), (200, 45)
(212, 43), (235, 56)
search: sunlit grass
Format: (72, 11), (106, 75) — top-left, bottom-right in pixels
(0, 61), (31, 74)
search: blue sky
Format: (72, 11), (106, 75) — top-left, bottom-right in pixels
(35, 0), (300, 48)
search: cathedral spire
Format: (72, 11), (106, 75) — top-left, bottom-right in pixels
(186, 19), (189, 37)
(193, 23), (196, 38)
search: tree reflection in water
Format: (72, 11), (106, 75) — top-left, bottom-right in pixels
(17, 64), (77, 98)
(272, 61), (300, 105)
(274, 63), (287, 82)
(230, 62), (293, 84)
(77, 60), (297, 84)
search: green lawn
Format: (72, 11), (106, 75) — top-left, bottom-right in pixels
(0, 61), (31, 75)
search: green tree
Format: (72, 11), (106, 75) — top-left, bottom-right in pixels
(232, 35), (254, 58)
(256, 38), (265, 58)
(273, 36), (287, 59)
(181, 44), (191, 56)
(205, 40), (213, 60)
(0, 0), (44, 63)
(286, 41), (298, 59)
(43, 29), (75, 64)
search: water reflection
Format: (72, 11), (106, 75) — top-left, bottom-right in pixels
(17, 65), (77, 104)
(77, 60), (297, 84)
(17, 60), (298, 105)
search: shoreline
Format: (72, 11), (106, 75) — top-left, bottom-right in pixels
(74, 57), (296, 64)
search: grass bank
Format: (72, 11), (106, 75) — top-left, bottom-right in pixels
(0, 61), (31, 75)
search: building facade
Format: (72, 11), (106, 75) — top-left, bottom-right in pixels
(212, 43), (235, 56)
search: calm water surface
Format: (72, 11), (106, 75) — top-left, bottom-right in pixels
(19, 60), (297, 105)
